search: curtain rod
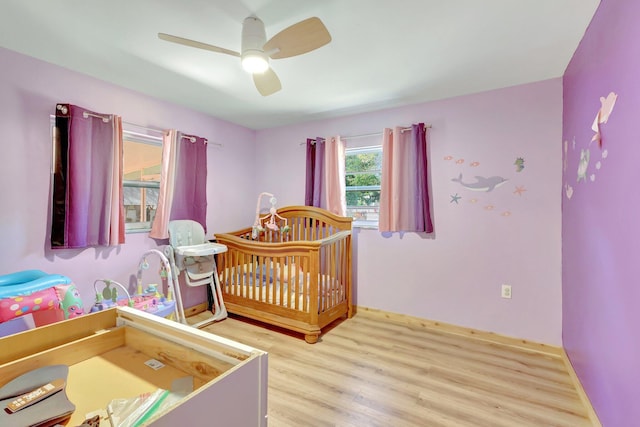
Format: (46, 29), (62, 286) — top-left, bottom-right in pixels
(49, 115), (222, 147)
(125, 130), (163, 142)
(300, 124), (432, 145)
(122, 124), (223, 147)
(123, 121), (164, 134)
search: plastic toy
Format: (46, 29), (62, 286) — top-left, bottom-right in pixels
(0, 270), (72, 299)
(89, 279), (176, 318)
(55, 283), (84, 319)
(90, 249), (181, 320)
(0, 270), (80, 329)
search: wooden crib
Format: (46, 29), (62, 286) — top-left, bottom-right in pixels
(214, 205), (352, 343)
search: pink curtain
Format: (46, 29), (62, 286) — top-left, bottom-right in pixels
(109, 116), (125, 244)
(324, 136), (346, 216)
(150, 130), (179, 239)
(379, 123), (433, 233)
(51, 104), (125, 248)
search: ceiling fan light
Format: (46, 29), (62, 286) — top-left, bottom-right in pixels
(242, 51), (269, 73)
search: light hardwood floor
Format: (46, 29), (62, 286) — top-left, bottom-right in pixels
(190, 311), (593, 427)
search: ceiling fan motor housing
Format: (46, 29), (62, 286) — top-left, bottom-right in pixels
(241, 16), (269, 73)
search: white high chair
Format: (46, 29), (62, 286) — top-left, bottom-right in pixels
(165, 220), (228, 328)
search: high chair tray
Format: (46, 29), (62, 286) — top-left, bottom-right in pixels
(0, 307), (267, 426)
(174, 242), (228, 257)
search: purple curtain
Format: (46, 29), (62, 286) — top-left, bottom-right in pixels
(413, 123), (434, 232)
(51, 104), (124, 248)
(169, 133), (208, 232)
(305, 137), (325, 207)
(379, 123), (433, 233)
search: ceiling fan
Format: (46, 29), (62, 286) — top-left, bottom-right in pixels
(158, 16), (331, 96)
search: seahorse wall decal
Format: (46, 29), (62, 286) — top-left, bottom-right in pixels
(514, 157), (525, 172)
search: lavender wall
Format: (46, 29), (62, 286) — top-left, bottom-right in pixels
(0, 47), (256, 310)
(562, 0), (640, 425)
(256, 79), (563, 345)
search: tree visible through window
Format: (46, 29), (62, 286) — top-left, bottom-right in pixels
(345, 146), (381, 227)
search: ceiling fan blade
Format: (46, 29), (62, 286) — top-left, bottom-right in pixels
(253, 68), (282, 96)
(158, 33), (240, 57)
(263, 17), (331, 60)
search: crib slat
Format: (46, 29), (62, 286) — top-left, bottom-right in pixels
(251, 255), (256, 301)
(292, 256), (299, 310)
(277, 257), (283, 307)
(330, 241), (336, 309)
(340, 238), (346, 302)
(231, 250), (238, 297)
(302, 257), (308, 313)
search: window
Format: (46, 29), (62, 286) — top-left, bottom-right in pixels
(345, 146), (382, 228)
(123, 131), (162, 233)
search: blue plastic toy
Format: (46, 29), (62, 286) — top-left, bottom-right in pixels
(0, 270), (72, 299)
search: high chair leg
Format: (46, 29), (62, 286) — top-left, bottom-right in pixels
(189, 263), (228, 329)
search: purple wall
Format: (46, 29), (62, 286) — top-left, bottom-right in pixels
(256, 79), (564, 345)
(563, 0), (640, 425)
(0, 46), (256, 311)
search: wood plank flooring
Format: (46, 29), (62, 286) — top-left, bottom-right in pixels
(191, 311), (593, 427)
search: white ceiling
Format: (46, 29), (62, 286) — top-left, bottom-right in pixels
(0, 0), (599, 130)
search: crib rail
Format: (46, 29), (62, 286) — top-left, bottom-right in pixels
(224, 205), (352, 243)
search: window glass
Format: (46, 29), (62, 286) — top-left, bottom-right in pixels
(345, 146), (381, 228)
(123, 134), (162, 232)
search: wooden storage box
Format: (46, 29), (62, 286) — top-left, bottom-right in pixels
(0, 307), (268, 426)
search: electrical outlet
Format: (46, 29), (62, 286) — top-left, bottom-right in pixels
(501, 284), (512, 299)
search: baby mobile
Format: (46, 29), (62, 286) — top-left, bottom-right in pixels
(252, 192), (290, 239)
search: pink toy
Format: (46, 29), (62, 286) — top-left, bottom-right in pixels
(0, 288), (60, 323)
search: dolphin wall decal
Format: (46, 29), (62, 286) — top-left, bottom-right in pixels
(451, 174), (508, 192)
